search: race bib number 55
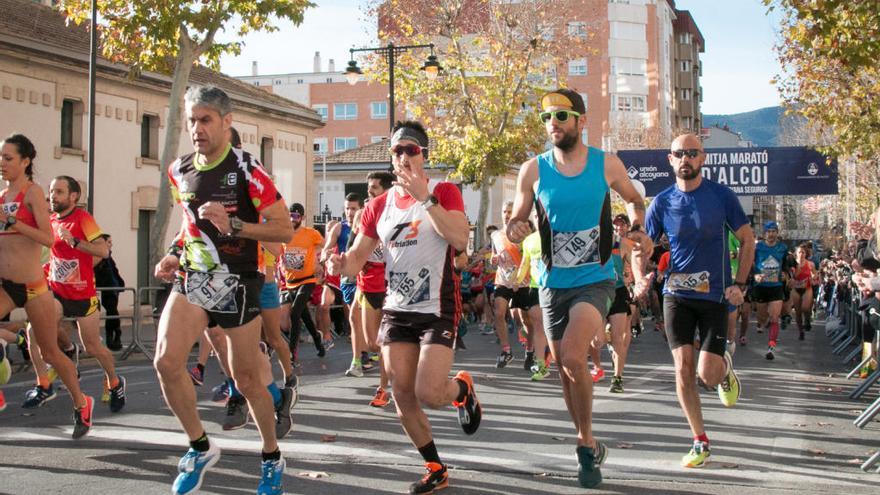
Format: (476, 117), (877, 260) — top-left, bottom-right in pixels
(388, 267), (431, 307)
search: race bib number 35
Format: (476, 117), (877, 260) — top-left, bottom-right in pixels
(185, 271), (240, 313)
(388, 267), (431, 307)
(666, 271), (711, 293)
(551, 227), (600, 268)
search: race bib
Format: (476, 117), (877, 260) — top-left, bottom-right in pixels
(666, 271), (711, 293)
(551, 227), (600, 268)
(0, 202), (19, 232)
(388, 267), (431, 307)
(185, 271), (240, 313)
(282, 249), (306, 271)
(50, 258), (81, 284)
(760, 257), (780, 283)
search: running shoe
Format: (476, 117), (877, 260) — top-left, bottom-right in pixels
(322, 338), (335, 352)
(590, 366), (605, 383)
(0, 389), (6, 411)
(0, 341), (11, 385)
(727, 340), (736, 356)
(22, 384), (57, 408)
(609, 375), (624, 393)
(72, 395), (94, 439)
(681, 440), (710, 468)
(345, 361), (364, 378)
(369, 386), (391, 407)
(781, 314), (791, 329)
(495, 351), (513, 368)
(211, 382), (230, 403)
(531, 363), (550, 381)
(316, 341), (326, 358)
(370, 352), (380, 363)
(523, 351), (535, 372)
(257, 456), (286, 495)
(452, 370), (481, 435)
(172, 443), (221, 494)
(738, 336), (747, 346)
(63, 343), (81, 379)
(188, 366), (205, 386)
(717, 352), (740, 407)
(275, 387), (293, 439)
(756, 325), (764, 334)
(109, 376), (127, 413)
(223, 395), (249, 430)
(765, 346), (775, 360)
(409, 462), (448, 494)
(285, 375), (299, 408)
(576, 441), (607, 488)
(479, 325), (495, 335)
(16, 329), (29, 361)
(362, 359), (374, 371)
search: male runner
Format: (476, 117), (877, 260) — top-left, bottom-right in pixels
(152, 86), (292, 495)
(752, 221), (789, 360)
(490, 201), (525, 367)
(507, 89), (651, 488)
(327, 120), (481, 493)
(643, 133), (754, 469)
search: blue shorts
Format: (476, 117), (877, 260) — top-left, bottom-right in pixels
(341, 282), (357, 306)
(260, 281), (280, 310)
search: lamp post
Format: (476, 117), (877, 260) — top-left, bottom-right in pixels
(343, 42), (442, 132)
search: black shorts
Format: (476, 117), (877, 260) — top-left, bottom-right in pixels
(608, 286), (632, 316)
(782, 284), (791, 302)
(516, 288), (539, 310)
(173, 271), (263, 329)
(663, 296), (728, 357)
(381, 310), (456, 349)
(494, 285), (516, 304)
(357, 290), (385, 311)
(743, 286), (753, 304)
(751, 285), (784, 304)
(55, 293), (100, 318)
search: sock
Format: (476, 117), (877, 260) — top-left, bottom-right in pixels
(190, 433), (210, 452)
(108, 377), (120, 389)
(351, 358), (362, 367)
(769, 322), (779, 345)
(37, 375), (50, 389)
(267, 382), (282, 407)
(417, 440), (442, 464)
(15, 333), (25, 346)
(262, 448), (281, 462)
(196, 363), (205, 374)
(502, 345), (511, 354)
(228, 378), (243, 398)
(694, 432), (709, 445)
(455, 378), (468, 403)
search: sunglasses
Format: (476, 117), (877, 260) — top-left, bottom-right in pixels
(671, 149), (702, 159)
(390, 144), (425, 157)
(289, 213), (302, 219)
(539, 110), (580, 123)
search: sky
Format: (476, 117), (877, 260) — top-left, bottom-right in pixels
(219, 0), (783, 115)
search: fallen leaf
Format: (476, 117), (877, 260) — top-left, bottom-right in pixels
(807, 448), (826, 456)
(320, 434), (337, 443)
(298, 471), (330, 479)
(792, 423), (807, 427)
(846, 458), (863, 464)
(616, 443), (634, 449)
(552, 436), (566, 442)
(817, 422), (832, 427)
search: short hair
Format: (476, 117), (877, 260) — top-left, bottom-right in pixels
(184, 85), (232, 116)
(54, 175), (82, 200)
(391, 120), (429, 159)
(366, 171), (394, 191)
(503, 200), (514, 210)
(230, 127), (242, 148)
(486, 225), (499, 234)
(345, 192), (363, 207)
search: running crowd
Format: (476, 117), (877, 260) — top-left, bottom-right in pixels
(0, 86), (876, 494)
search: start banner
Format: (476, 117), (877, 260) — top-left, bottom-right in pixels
(617, 147), (838, 197)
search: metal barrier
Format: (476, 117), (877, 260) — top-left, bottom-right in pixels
(126, 286), (171, 362)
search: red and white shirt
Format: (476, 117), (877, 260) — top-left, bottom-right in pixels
(360, 181), (464, 317)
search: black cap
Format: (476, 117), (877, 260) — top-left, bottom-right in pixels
(289, 203), (305, 215)
(541, 88), (586, 114)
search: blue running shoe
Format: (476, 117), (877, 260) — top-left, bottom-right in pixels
(257, 456), (286, 495)
(172, 443), (221, 494)
(211, 381), (229, 403)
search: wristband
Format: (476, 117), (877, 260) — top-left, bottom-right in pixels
(72, 238), (81, 248)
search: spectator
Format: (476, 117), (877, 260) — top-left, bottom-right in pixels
(93, 234), (125, 351)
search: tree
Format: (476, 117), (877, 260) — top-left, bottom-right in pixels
(61, 0), (313, 270)
(368, 0), (595, 247)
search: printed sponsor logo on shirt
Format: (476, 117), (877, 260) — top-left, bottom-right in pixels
(551, 227), (600, 268)
(387, 221), (421, 249)
(222, 173), (238, 186)
(666, 271), (711, 293)
(388, 267), (431, 306)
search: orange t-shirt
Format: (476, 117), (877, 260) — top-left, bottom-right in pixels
(279, 227), (323, 289)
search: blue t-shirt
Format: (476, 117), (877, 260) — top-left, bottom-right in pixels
(646, 179), (749, 303)
(754, 241), (789, 287)
(338, 222), (352, 254)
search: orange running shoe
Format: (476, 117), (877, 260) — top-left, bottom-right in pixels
(452, 371), (481, 435)
(369, 386), (390, 408)
(409, 462), (448, 494)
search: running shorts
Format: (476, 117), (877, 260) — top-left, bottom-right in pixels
(663, 295), (728, 357)
(539, 280), (615, 341)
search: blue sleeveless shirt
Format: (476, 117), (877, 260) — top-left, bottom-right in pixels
(534, 147), (615, 288)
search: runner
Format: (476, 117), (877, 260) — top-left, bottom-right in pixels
(0, 134), (93, 436)
(506, 89), (651, 488)
(642, 133), (754, 469)
(790, 242), (817, 340)
(516, 225), (550, 381)
(752, 221), (789, 360)
(490, 201), (525, 368)
(151, 86), (292, 495)
(607, 213), (635, 392)
(327, 120), (481, 494)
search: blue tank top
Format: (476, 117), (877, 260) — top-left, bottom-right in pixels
(534, 147), (614, 289)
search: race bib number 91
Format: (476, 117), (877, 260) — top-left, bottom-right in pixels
(185, 271), (240, 313)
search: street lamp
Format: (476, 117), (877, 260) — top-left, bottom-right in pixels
(343, 42), (442, 132)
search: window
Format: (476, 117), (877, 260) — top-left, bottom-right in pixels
(297, 79), (304, 84)
(370, 101), (388, 119)
(567, 22), (587, 38)
(260, 137), (274, 172)
(678, 32), (692, 44)
(611, 57), (647, 76)
(579, 93), (589, 111)
(312, 104), (328, 122)
(568, 59), (587, 76)
(371, 136), (385, 144)
(680, 88), (691, 101)
(140, 114), (159, 159)
(334, 137), (357, 152)
(680, 60), (691, 72)
(610, 21), (645, 41)
(334, 103), (357, 120)
(681, 116), (693, 129)
(615, 95), (646, 112)
(326, 77), (334, 83)
(60, 98), (83, 149)
(314, 138), (328, 153)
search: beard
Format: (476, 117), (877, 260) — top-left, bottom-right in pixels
(552, 128), (580, 152)
(676, 163), (702, 180)
(51, 201), (69, 213)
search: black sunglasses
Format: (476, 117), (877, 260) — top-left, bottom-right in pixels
(539, 110), (580, 123)
(671, 149), (702, 159)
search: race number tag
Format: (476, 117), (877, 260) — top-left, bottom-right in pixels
(0, 202), (19, 232)
(760, 257), (780, 283)
(282, 249), (306, 271)
(551, 227), (600, 268)
(666, 271), (711, 293)
(185, 271), (240, 313)
(388, 267), (431, 307)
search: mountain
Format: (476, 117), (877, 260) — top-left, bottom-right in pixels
(703, 106), (783, 147)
